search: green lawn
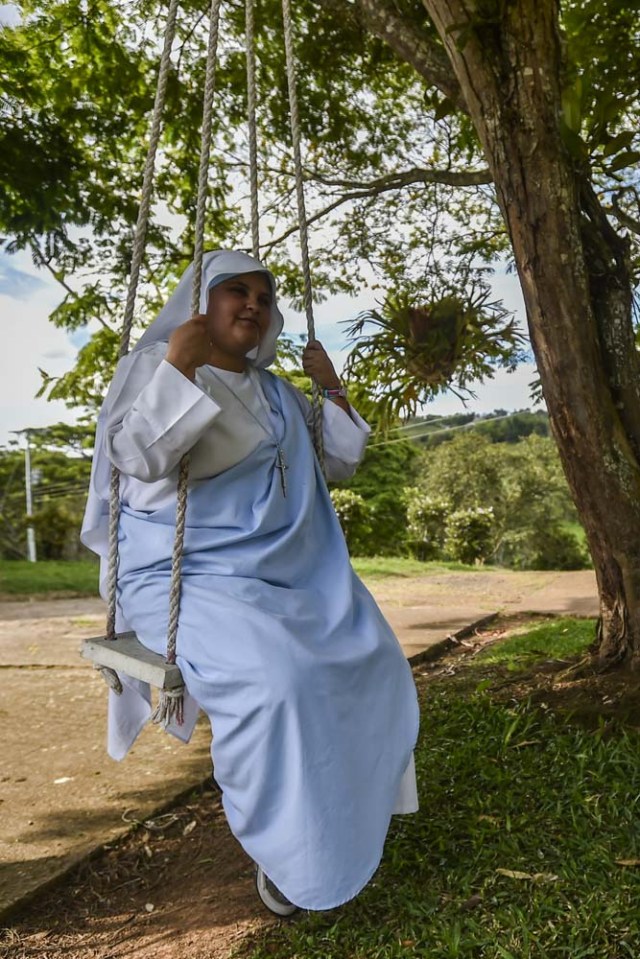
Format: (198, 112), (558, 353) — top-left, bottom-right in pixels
(244, 618), (640, 959)
(0, 556), (477, 599)
(474, 617), (595, 670)
(351, 557), (482, 578)
(0, 559), (99, 597)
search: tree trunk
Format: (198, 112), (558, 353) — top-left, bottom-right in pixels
(422, 0), (640, 665)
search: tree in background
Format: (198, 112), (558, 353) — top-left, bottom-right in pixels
(414, 432), (589, 570)
(331, 423), (587, 569)
(2, 0), (639, 662)
(335, 434), (421, 555)
(406, 492), (449, 560)
(0, 424), (94, 560)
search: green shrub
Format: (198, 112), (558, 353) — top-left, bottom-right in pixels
(500, 523), (591, 570)
(330, 489), (373, 555)
(366, 491), (408, 556)
(30, 501), (85, 561)
(405, 489), (449, 560)
(444, 506), (494, 565)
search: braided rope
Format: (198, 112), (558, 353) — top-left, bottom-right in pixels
(106, 0), (180, 642)
(280, 0), (324, 468)
(119, 0), (180, 360)
(166, 455), (191, 663)
(106, 464), (123, 640)
(166, 0), (223, 669)
(191, 0), (223, 317)
(245, 0), (260, 257)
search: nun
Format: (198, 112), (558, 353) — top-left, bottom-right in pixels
(81, 250), (420, 915)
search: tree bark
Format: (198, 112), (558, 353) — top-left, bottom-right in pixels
(416, 0), (640, 664)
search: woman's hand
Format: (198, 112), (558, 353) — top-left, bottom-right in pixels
(302, 340), (352, 419)
(302, 340), (341, 389)
(165, 316), (212, 381)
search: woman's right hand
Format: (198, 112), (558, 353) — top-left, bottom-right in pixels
(165, 316), (212, 381)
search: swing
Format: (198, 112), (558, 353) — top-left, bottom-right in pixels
(81, 0), (324, 724)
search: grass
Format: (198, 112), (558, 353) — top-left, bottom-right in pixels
(0, 559), (99, 597)
(352, 557), (482, 578)
(474, 617), (595, 670)
(242, 618), (640, 959)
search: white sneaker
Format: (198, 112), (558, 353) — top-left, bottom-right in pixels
(255, 866), (299, 917)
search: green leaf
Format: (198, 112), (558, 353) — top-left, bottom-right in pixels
(605, 150), (640, 173)
(561, 79), (583, 134)
(601, 130), (636, 157)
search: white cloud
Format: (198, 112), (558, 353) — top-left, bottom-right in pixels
(0, 4), (19, 26)
(0, 261), (48, 299)
(0, 252), (82, 446)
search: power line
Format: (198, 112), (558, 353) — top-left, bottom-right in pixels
(381, 413), (476, 436)
(367, 412), (515, 449)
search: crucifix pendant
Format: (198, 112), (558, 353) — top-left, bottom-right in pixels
(275, 446), (288, 497)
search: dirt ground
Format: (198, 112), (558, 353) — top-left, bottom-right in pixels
(5, 609), (639, 959)
(0, 779), (273, 959)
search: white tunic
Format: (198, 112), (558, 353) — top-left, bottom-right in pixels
(104, 342), (371, 515)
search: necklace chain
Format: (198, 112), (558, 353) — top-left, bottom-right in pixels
(207, 367), (288, 497)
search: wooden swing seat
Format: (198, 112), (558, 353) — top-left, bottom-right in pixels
(82, 633), (184, 690)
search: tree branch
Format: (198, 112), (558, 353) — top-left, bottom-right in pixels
(319, 0), (466, 111)
(262, 164), (491, 253)
(312, 165), (492, 191)
(28, 239), (112, 331)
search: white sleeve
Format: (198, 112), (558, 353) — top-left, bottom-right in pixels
(321, 400), (371, 481)
(288, 385), (371, 482)
(105, 350), (222, 482)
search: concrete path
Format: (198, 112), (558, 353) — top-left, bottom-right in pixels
(0, 569), (598, 919)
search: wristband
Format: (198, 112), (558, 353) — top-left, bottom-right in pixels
(321, 386), (347, 399)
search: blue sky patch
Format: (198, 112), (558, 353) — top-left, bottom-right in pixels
(0, 260), (48, 300)
(283, 321), (350, 353)
(68, 328), (91, 349)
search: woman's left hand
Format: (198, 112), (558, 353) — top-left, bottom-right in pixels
(302, 340), (341, 389)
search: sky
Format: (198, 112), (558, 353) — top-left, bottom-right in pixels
(0, 3), (17, 25)
(0, 248), (540, 448)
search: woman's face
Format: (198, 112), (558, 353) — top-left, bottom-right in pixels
(205, 271), (273, 359)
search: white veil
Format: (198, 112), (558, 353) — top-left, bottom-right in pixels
(134, 249), (284, 363)
(81, 249), (285, 562)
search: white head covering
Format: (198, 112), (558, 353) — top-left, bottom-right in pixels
(135, 249), (284, 366)
(81, 249), (284, 562)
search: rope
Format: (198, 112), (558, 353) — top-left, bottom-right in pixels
(280, 0), (324, 468)
(119, 0), (180, 360)
(105, 0), (222, 721)
(166, 456), (190, 665)
(245, 0), (260, 257)
(164, 0), (223, 683)
(104, 1), (327, 712)
(106, 0), (180, 642)
(106, 464), (122, 641)
(191, 0), (223, 316)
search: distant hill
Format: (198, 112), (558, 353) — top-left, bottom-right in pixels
(400, 408), (550, 448)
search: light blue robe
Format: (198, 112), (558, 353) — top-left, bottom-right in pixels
(116, 370), (419, 910)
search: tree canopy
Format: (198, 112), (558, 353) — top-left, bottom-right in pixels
(3, 0), (631, 411)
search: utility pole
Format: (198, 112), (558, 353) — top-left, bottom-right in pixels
(23, 430), (37, 563)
